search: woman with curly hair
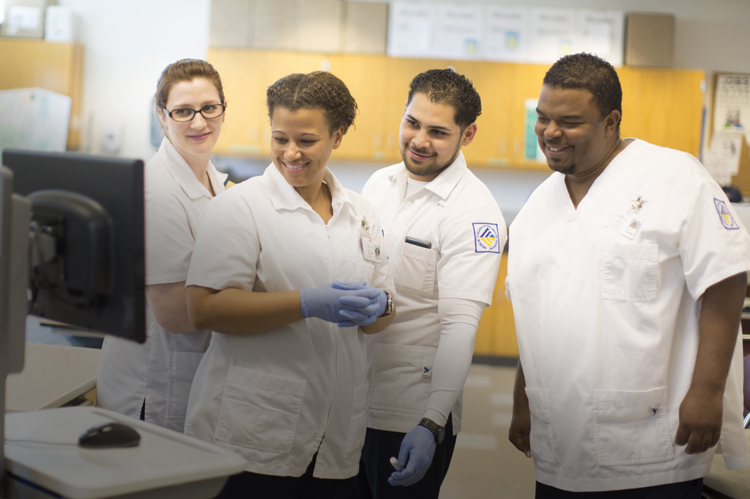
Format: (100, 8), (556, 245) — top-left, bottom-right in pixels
(183, 71), (395, 498)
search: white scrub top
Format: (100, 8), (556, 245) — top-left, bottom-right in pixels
(362, 152), (506, 434)
(97, 136), (227, 432)
(507, 139), (750, 492)
(184, 164), (394, 479)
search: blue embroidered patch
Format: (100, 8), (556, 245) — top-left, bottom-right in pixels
(473, 223), (501, 253)
(714, 198), (739, 230)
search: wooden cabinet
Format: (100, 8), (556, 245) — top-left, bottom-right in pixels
(618, 67), (704, 157)
(474, 252), (518, 358)
(209, 48), (705, 168)
(0, 39), (83, 150)
(327, 54), (389, 161)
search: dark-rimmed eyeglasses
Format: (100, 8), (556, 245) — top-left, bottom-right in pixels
(163, 103), (226, 122)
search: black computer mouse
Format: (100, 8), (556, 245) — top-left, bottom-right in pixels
(78, 422), (141, 449)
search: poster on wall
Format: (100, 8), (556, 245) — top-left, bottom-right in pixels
(483, 5), (530, 62)
(702, 132), (743, 186)
(387, 2), (434, 57)
(386, 3), (624, 67)
(0, 88), (71, 153)
(713, 74), (750, 134)
(432, 3), (482, 59)
(577, 10), (624, 67)
(524, 99), (546, 163)
(528, 8), (576, 64)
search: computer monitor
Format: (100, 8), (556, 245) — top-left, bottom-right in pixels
(1, 151), (145, 491)
(2, 149), (146, 342)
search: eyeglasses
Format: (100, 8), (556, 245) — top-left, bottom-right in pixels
(163, 103), (226, 122)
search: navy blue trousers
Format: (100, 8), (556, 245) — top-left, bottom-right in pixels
(215, 452), (357, 499)
(535, 479), (704, 499)
(356, 415), (456, 499)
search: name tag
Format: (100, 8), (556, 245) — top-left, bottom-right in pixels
(361, 235), (381, 263)
(606, 212), (641, 239)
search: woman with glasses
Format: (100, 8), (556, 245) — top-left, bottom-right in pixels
(183, 71), (395, 498)
(97, 59), (229, 432)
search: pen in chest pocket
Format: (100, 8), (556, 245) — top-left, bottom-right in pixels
(404, 236), (432, 249)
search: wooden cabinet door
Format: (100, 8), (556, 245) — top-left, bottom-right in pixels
(327, 54), (388, 162)
(619, 67), (704, 156)
(0, 39), (83, 150)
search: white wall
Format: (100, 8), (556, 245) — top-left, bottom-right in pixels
(54, 0), (750, 221)
(59, 0), (211, 160)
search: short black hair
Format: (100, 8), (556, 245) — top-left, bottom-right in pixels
(543, 53), (622, 131)
(407, 69), (481, 129)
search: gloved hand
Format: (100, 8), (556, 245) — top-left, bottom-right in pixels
(300, 281), (378, 326)
(387, 425), (436, 487)
(334, 281), (387, 327)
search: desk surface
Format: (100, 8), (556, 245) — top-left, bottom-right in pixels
(6, 343), (100, 412)
(4, 407), (246, 499)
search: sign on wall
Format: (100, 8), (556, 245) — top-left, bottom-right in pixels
(388, 2), (624, 67)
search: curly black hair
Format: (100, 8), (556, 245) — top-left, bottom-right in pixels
(266, 71), (358, 135)
(407, 69), (481, 129)
(543, 53), (622, 131)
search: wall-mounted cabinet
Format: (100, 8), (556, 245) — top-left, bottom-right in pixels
(209, 48), (705, 169)
(0, 39), (83, 150)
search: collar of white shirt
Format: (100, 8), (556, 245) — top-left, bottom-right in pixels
(265, 163), (353, 215)
(159, 136), (227, 200)
(389, 151), (468, 201)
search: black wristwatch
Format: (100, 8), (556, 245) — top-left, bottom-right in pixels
(379, 291), (393, 317)
(418, 417), (445, 444)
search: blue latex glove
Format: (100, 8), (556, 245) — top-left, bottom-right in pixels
(300, 281), (375, 325)
(334, 282), (387, 327)
(338, 308), (378, 327)
(388, 425), (436, 487)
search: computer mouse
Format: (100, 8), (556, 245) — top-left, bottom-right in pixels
(78, 422), (141, 449)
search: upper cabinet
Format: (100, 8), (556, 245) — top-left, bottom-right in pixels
(208, 48), (704, 168)
(0, 39), (83, 150)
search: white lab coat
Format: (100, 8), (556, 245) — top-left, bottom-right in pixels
(507, 139), (750, 491)
(362, 152), (506, 434)
(97, 137), (226, 432)
(184, 165), (394, 479)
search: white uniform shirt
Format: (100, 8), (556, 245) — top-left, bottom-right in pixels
(184, 165), (394, 479)
(507, 139), (750, 491)
(362, 152), (506, 434)
(97, 136), (227, 432)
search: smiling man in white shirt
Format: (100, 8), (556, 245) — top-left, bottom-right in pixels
(507, 53), (750, 498)
(358, 69), (506, 499)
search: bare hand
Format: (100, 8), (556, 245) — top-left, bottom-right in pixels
(509, 404), (532, 458)
(674, 388), (723, 454)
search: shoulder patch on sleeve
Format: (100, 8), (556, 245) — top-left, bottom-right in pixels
(473, 223), (501, 253)
(714, 198), (740, 230)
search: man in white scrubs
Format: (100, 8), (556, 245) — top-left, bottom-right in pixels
(507, 53), (750, 497)
(359, 69), (506, 498)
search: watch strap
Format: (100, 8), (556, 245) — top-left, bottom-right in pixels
(418, 417), (445, 444)
(379, 290), (393, 317)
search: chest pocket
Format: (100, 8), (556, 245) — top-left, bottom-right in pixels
(394, 241), (438, 296)
(601, 242), (658, 302)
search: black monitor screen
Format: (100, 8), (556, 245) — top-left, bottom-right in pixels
(2, 149), (145, 343)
